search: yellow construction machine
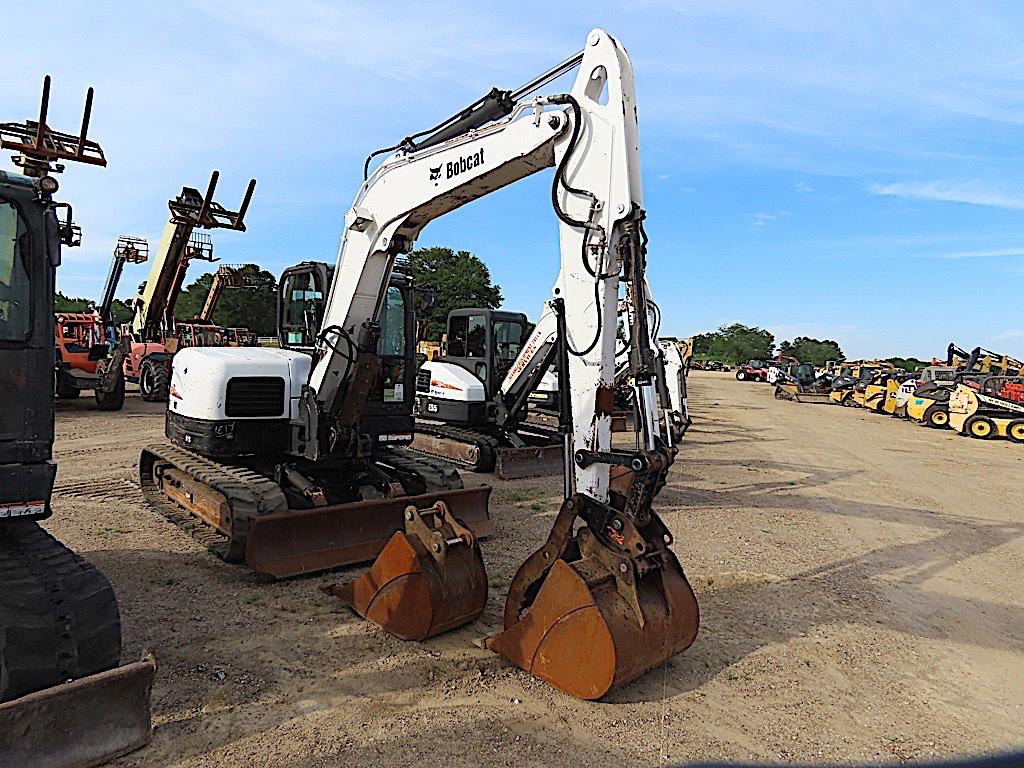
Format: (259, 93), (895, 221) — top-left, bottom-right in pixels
(948, 377), (1024, 441)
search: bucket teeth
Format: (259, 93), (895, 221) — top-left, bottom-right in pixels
(325, 502), (488, 641)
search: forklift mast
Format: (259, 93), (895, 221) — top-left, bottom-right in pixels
(99, 235), (148, 327)
(129, 172), (255, 343)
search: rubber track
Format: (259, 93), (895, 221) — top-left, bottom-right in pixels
(376, 447), (465, 492)
(0, 522), (121, 701)
(139, 443), (287, 562)
(409, 423), (500, 472)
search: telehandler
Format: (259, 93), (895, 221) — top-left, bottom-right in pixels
(93, 172), (255, 407)
(0, 77), (154, 768)
(53, 235), (148, 400)
(140, 29), (695, 700)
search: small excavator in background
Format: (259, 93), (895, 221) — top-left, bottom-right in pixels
(93, 172), (256, 408)
(0, 77), (154, 768)
(413, 304), (566, 478)
(140, 29), (695, 699)
(53, 234), (148, 401)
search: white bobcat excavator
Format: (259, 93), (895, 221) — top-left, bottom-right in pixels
(140, 28), (697, 699)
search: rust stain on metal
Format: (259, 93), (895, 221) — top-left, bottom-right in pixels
(595, 385), (616, 416)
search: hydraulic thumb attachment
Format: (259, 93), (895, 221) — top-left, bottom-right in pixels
(487, 450), (699, 700)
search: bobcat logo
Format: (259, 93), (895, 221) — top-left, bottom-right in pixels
(429, 166), (442, 185)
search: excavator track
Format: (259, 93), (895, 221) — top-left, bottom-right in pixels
(376, 446), (465, 492)
(140, 442), (492, 578)
(409, 423), (500, 473)
(0, 521), (121, 702)
(139, 442), (287, 563)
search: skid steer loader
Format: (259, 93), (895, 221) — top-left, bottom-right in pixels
(141, 28), (696, 699)
(0, 77), (154, 768)
(948, 376), (1024, 441)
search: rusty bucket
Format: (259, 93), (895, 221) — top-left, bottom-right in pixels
(324, 501), (488, 641)
(488, 502), (699, 700)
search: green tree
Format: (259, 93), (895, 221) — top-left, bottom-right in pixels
(782, 336), (845, 367)
(54, 291), (132, 323)
(694, 323), (774, 365)
(173, 264), (277, 336)
(406, 247), (502, 341)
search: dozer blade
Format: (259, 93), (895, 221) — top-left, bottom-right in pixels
(794, 392), (834, 404)
(324, 501), (488, 640)
(0, 656), (156, 768)
(488, 496), (699, 700)
(494, 444), (564, 480)
(246, 485), (492, 579)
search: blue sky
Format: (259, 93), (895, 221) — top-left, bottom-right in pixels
(4, 1), (1024, 359)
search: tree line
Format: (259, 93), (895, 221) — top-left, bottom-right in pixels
(694, 323), (844, 367)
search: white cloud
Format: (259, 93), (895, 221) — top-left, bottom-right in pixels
(794, 181), (814, 193)
(937, 247), (1024, 260)
(870, 180), (1024, 210)
(994, 329), (1024, 340)
(752, 210), (790, 227)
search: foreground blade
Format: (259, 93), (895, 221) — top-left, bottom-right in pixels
(0, 657), (156, 768)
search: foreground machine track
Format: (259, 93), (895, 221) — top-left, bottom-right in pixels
(140, 442), (491, 578)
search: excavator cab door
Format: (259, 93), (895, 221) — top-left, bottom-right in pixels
(0, 185), (57, 519)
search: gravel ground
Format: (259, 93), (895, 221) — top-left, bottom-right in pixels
(46, 371), (1024, 766)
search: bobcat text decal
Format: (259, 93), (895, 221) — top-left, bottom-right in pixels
(431, 148), (484, 185)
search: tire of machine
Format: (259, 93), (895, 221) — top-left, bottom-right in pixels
(0, 521), (122, 702)
(140, 358), (169, 402)
(94, 361), (125, 412)
(377, 447), (465, 495)
(1007, 419), (1024, 444)
(965, 416), (996, 439)
(924, 405), (947, 428)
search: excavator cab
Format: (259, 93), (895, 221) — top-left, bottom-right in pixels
(441, 308), (529, 403)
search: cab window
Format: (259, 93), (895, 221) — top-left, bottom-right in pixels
(0, 203), (30, 342)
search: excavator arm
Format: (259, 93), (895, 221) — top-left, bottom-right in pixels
(304, 29), (665, 496)
(306, 29), (698, 699)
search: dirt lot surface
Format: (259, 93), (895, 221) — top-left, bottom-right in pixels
(48, 371), (1023, 766)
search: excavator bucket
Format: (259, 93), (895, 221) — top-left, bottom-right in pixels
(488, 497), (699, 700)
(324, 500), (488, 640)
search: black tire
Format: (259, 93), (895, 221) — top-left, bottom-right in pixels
(736, 371), (746, 381)
(0, 522), (121, 702)
(1007, 420), (1024, 444)
(94, 361), (125, 412)
(140, 358), (169, 402)
(55, 370), (80, 399)
(924, 405), (948, 429)
(965, 416), (996, 440)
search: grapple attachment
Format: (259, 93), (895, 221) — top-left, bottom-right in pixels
(325, 501), (488, 641)
(488, 490), (699, 700)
